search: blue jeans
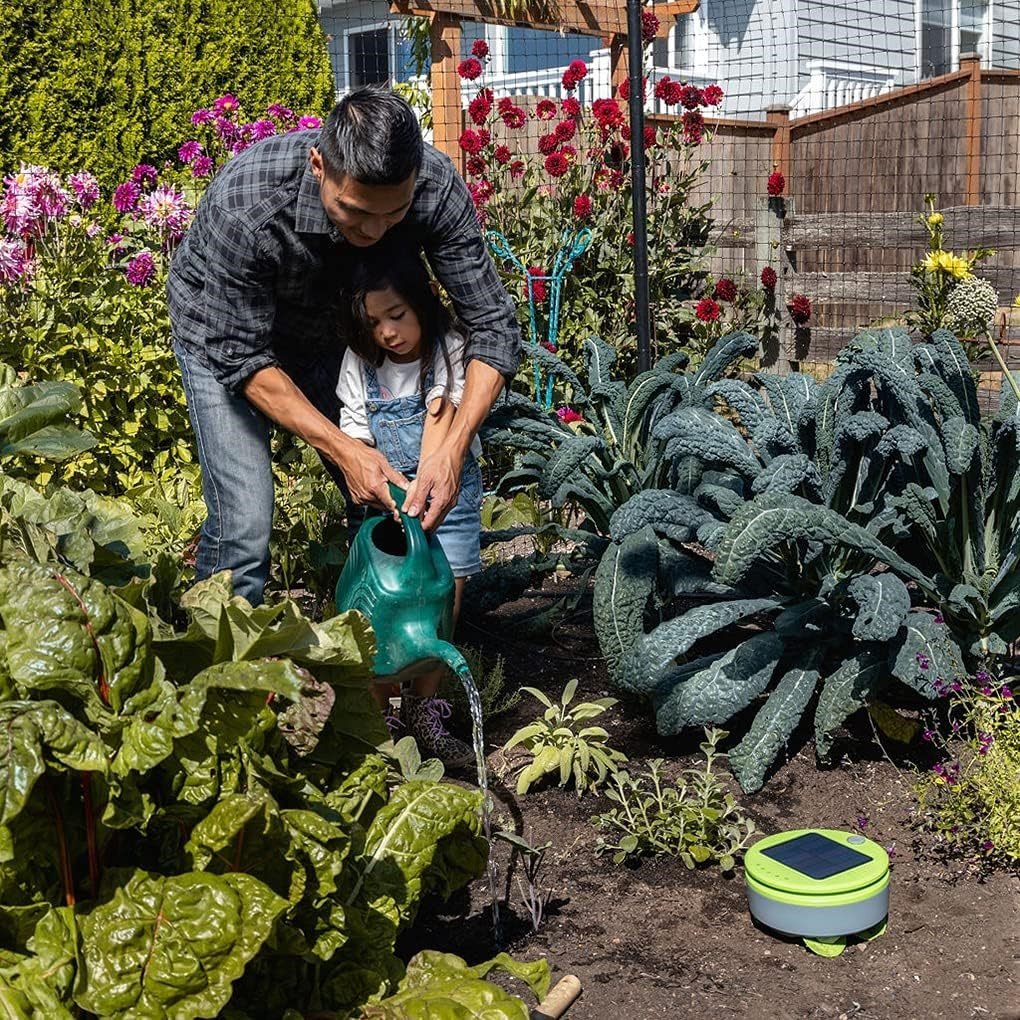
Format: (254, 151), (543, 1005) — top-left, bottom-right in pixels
(174, 339), (276, 604)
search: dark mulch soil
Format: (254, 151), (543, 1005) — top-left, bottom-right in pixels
(398, 582), (1020, 1020)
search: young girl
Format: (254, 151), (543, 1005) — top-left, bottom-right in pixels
(336, 253), (483, 768)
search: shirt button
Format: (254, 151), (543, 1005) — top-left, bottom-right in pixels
(367, 402), (378, 412)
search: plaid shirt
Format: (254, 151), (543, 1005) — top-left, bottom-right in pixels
(167, 129), (521, 413)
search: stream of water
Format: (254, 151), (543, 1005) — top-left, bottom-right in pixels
(434, 645), (502, 946)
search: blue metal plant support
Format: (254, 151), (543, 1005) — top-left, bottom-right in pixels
(487, 228), (593, 408)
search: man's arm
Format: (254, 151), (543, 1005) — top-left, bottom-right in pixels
(243, 365), (406, 510)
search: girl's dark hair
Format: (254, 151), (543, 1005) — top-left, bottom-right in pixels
(342, 250), (457, 395)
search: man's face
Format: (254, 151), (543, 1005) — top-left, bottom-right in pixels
(309, 148), (415, 247)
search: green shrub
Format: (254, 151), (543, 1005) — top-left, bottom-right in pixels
(1, 0), (335, 185)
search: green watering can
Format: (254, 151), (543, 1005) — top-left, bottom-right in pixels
(335, 482), (459, 683)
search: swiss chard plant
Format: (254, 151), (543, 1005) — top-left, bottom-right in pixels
(595, 328), (983, 792)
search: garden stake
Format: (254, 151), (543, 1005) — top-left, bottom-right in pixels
(487, 228), (592, 408)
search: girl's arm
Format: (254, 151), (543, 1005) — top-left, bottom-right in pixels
(419, 394), (457, 468)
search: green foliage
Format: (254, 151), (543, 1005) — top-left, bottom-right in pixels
(2, 0), (335, 185)
(913, 675), (1020, 867)
(0, 551), (529, 1016)
(595, 327), (1016, 793)
(503, 679), (626, 797)
(592, 728), (756, 870)
(439, 644), (519, 732)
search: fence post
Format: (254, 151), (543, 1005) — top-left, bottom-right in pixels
(609, 34), (628, 95)
(430, 13), (463, 165)
(961, 52), (982, 206)
(765, 104), (791, 189)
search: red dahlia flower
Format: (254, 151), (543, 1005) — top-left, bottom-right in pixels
(679, 84), (703, 109)
(468, 95), (492, 125)
(544, 152), (570, 177)
(500, 105), (526, 129)
(536, 99), (557, 120)
(573, 194), (593, 219)
(695, 297), (721, 322)
(554, 119), (576, 142)
(702, 83), (724, 106)
(561, 59), (588, 90)
(538, 133), (558, 155)
(466, 155), (486, 176)
(458, 129), (485, 154)
(561, 97), (582, 119)
(557, 406), (584, 424)
(457, 58), (483, 80)
(494, 145), (511, 165)
(767, 170), (786, 196)
(787, 293), (812, 324)
(761, 266), (778, 289)
(713, 278), (738, 302)
(654, 77), (682, 106)
(526, 267), (548, 302)
(509, 160), (525, 179)
(641, 9), (660, 42)
(471, 39), (489, 59)
(682, 110), (705, 144)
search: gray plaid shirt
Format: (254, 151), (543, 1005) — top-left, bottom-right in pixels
(167, 129), (520, 415)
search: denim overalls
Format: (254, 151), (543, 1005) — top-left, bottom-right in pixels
(364, 358), (483, 577)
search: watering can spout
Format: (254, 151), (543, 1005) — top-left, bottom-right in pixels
(335, 483), (456, 681)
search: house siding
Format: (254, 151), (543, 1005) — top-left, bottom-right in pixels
(995, 1), (1020, 69)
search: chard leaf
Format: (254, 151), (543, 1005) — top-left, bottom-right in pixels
(847, 574), (911, 642)
(728, 657), (823, 793)
(593, 527), (657, 680)
(653, 632), (784, 734)
(0, 702), (108, 823)
(346, 781), (486, 927)
(0, 561), (153, 715)
(620, 598), (783, 695)
(73, 870), (286, 1020)
(361, 950), (549, 1019)
(814, 648), (887, 758)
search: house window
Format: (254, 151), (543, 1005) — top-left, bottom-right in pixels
(348, 27), (390, 87)
(919, 0), (989, 79)
(652, 19), (691, 71)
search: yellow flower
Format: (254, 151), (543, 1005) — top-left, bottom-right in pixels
(1014, 294), (1020, 308)
(928, 213), (944, 225)
(922, 250), (973, 279)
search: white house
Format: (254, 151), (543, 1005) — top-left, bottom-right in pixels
(316, 0), (1020, 118)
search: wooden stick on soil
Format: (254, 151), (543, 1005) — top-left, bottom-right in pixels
(531, 974), (582, 1020)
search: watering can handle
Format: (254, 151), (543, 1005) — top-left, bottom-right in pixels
(387, 482), (433, 579)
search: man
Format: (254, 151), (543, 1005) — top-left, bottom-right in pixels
(168, 87), (520, 605)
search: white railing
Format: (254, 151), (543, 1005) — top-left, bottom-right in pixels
(791, 59), (898, 115)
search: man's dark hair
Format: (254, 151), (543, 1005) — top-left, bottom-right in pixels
(318, 87), (424, 185)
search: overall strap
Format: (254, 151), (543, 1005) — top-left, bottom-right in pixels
(364, 360), (382, 400)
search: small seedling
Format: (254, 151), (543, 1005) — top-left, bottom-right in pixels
(503, 679), (626, 797)
(592, 728), (756, 871)
(494, 830), (554, 933)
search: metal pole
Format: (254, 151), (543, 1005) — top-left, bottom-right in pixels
(626, 0), (651, 372)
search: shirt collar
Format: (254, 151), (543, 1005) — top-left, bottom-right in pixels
(295, 160), (344, 243)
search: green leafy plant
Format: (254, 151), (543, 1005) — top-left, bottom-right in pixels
(439, 643), (520, 732)
(503, 678), (626, 796)
(595, 328), (1000, 793)
(593, 728), (756, 870)
(913, 670), (1020, 867)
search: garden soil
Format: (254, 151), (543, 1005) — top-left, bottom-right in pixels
(398, 584), (1020, 1020)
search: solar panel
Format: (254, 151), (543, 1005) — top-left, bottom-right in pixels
(760, 832), (872, 880)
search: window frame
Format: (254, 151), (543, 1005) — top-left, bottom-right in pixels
(915, 0), (992, 80)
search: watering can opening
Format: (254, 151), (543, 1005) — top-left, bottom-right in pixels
(369, 514), (409, 559)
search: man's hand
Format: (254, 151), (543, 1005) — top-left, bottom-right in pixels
(340, 441), (409, 515)
(404, 444), (463, 531)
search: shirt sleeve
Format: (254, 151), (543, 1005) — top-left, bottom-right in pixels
(422, 156), (522, 381)
(336, 350), (375, 444)
(199, 201), (280, 392)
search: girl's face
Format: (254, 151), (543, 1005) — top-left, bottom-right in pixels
(363, 285), (423, 363)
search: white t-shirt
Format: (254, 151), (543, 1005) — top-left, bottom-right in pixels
(336, 330), (482, 457)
